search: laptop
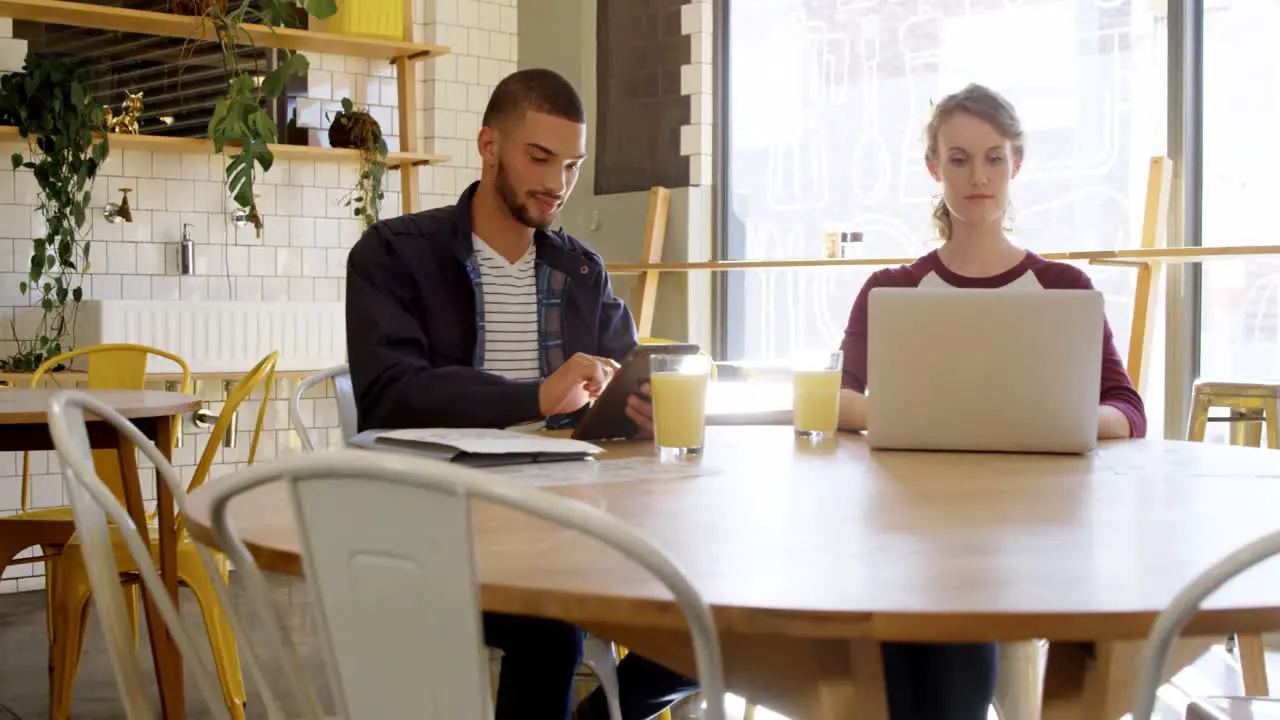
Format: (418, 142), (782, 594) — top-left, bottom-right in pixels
(865, 287), (1104, 454)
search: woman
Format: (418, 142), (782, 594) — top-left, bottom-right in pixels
(836, 83), (1147, 718)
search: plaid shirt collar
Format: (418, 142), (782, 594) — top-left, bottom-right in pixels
(463, 253), (574, 429)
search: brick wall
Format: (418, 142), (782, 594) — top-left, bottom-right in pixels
(590, 0), (712, 194)
(0, 0), (518, 594)
(594, 0), (691, 194)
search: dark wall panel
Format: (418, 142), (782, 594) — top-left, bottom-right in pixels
(595, 0), (690, 194)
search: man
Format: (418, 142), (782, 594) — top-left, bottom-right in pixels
(346, 68), (697, 719)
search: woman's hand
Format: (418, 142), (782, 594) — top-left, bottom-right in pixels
(837, 388), (868, 432)
(1097, 404), (1132, 439)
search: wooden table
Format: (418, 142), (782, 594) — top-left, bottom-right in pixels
(0, 388), (201, 719)
(183, 426), (1280, 719)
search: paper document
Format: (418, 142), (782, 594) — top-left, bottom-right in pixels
(349, 428), (603, 467)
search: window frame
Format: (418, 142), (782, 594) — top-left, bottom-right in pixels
(710, 0), (1205, 440)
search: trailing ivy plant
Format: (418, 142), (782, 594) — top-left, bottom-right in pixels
(182, 0), (336, 234)
(334, 98), (388, 228)
(0, 55), (109, 372)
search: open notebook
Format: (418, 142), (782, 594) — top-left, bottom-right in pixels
(348, 428), (605, 467)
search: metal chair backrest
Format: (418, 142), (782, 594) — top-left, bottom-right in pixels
(47, 390), (248, 720)
(203, 450), (727, 720)
(23, 342), (190, 512)
(291, 364), (357, 452)
(181, 351), (277, 539)
(1131, 527), (1280, 719)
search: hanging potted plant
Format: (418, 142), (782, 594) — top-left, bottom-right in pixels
(178, 0), (336, 234)
(0, 55), (110, 372)
(331, 97), (388, 228)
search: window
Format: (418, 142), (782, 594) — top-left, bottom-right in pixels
(1198, 1), (1280, 442)
(723, 0), (1169, 434)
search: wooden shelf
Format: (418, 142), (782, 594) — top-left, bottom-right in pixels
(0, 0), (449, 61)
(0, 126), (449, 168)
(605, 245), (1280, 274)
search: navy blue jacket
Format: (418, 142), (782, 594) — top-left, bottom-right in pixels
(346, 182), (639, 431)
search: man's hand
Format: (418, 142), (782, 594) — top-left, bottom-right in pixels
(539, 353), (620, 416)
(626, 382), (654, 439)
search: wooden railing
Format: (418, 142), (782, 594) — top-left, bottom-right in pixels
(605, 244), (1280, 275)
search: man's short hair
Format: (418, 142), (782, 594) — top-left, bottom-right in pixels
(481, 68), (585, 129)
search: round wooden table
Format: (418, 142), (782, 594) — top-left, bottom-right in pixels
(183, 426), (1280, 719)
(0, 387), (202, 720)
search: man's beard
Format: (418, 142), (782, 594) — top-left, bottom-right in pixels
(496, 160), (556, 230)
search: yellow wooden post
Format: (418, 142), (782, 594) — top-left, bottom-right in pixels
(395, 0), (421, 215)
(634, 186), (671, 338)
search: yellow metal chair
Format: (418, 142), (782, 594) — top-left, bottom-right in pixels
(0, 343), (191, 643)
(45, 351), (277, 720)
(1186, 381), (1280, 450)
(1185, 379), (1278, 699)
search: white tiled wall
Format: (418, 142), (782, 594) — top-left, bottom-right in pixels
(680, 0), (712, 186)
(0, 0), (517, 594)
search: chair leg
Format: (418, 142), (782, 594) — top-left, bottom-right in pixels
(42, 545), (59, 641)
(42, 551), (140, 681)
(582, 636), (622, 720)
(181, 552), (247, 719)
(1231, 409), (1265, 447)
(994, 640), (1046, 720)
(1186, 392), (1212, 442)
(1238, 633), (1270, 696)
(1264, 398), (1280, 450)
(47, 553), (94, 720)
(124, 583), (141, 650)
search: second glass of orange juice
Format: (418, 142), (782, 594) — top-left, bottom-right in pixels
(792, 351), (843, 440)
(649, 353), (712, 460)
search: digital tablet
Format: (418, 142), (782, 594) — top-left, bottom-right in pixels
(571, 342), (701, 441)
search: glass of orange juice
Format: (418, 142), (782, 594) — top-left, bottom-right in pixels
(791, 351), (843, 440)
(649, 353), (713, 461)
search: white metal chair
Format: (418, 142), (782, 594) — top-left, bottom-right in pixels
(292, 364), (358, 452)
(1132, 527), (1280, 720)
(201, 449), (727, 720)
(581, 637), (624, 720)
(292, 364), (625, 720)
(47, 390), (282, 720)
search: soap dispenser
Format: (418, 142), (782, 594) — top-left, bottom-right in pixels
(179, 223), (195, 275)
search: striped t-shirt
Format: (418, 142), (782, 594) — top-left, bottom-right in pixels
(473, 234), (540, 381)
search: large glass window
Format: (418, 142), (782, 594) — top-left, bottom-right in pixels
(1198, 0), (1280, 443)
(723, 0), (1169, 434)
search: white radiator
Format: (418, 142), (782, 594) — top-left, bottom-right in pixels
(67, 300), (346, 373)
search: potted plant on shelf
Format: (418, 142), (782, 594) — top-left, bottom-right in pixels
(178, 0), (337, 235)
(331, 97), (388, 228)
(0, 55), (110, 372)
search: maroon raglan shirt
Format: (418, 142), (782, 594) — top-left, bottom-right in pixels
(839, 250), (1147, 438)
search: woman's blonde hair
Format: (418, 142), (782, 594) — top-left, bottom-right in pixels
(924, 83), (1025, 241)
